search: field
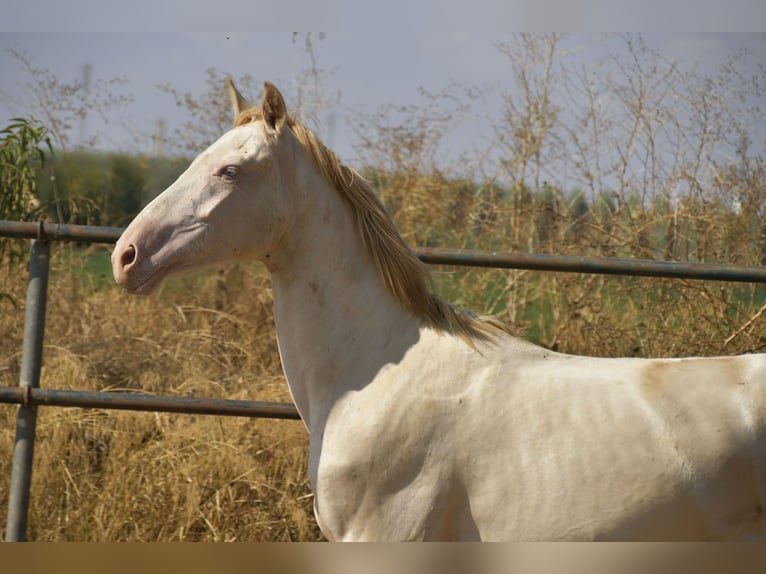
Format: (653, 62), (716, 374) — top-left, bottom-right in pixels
(1, 216), (764, 541)
(1, 247), (321, 541)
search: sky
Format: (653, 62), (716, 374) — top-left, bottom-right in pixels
(1, 0), (766, 189)
(2, 0), (766, 33)
(2, 32), (764, 168)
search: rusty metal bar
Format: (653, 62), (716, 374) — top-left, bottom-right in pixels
(0, 220), (121, 244)
(5, 237), (51, 542)
(0, 386), (301, 420)
(2, 220), (765, 282)
(415, 247), (766, 283)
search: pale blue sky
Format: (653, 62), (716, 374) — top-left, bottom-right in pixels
(2, 32), (764, 167)
(2, 0), (766, 32)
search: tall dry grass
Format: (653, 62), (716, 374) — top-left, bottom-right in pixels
(1, 196), (763, 541)
(370, 170), (766, 359)
(1, 251), (321, 541)
(354, 33), (766, 359)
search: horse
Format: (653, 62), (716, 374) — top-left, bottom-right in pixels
(112, 79), (766, 541)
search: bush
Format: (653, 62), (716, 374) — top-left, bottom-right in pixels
(0, 117), (52, 266)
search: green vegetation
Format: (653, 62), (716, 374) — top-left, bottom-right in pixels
(0, 117), (52, 266)
(362, 166), (765, 356)
(33, 151), (189, 227)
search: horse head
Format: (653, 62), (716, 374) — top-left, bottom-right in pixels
(112, 81), (293, 294)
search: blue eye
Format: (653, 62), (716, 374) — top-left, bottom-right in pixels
(220, 165), (239, 180)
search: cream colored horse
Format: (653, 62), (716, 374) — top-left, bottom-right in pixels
(112, 80), (766, 541)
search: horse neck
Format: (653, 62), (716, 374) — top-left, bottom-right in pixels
(269, 152), (422, 431)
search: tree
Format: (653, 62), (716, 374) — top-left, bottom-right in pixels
(159, 33), (340, 156)
(159, 68), (258, 155)
(4, 49), (134, 223)
(107, 154), (145, 225)
(0, 117), (52, 266)
(4, 49), (133, 152)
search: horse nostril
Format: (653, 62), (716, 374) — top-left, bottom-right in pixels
(120, 244), (137, 269)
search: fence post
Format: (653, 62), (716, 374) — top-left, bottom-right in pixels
(5, 234), (51, 541)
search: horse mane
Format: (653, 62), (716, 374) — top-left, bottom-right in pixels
(235, 108), (512, 345)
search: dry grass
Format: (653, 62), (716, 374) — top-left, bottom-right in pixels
(1, 201), (763, 541)
(1, 251), (322, 541)
(2, 167), (765, 542)
(372, 170), (766, 359)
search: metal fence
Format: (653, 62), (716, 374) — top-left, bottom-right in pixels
(2, 219), (765, 541)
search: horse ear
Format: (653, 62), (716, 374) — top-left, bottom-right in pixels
(262, 81), (287, 133)
(227, 77), (251, 122)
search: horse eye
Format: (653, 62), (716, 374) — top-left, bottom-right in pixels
(220, 166), (239, 180)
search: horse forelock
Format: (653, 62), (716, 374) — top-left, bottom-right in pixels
(233, 107), (264, 127)
(233, 105), (513, 345)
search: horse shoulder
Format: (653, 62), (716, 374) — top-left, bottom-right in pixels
(310, 329), (490, 540)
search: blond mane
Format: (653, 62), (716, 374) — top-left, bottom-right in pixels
(235, 108), (512, 345)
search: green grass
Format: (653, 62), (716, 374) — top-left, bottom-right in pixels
(54, 246), (114, 292)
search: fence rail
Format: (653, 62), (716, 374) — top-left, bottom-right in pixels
(1, 219), (765, 541)
(0, 386), (301, 419)
(3, 219), (766, 282)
